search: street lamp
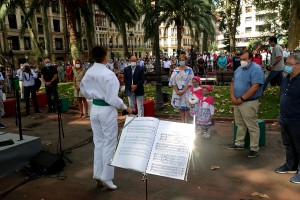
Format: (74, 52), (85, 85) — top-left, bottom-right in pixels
(25, 54), (28, 63)
(109, 37), (113, 61)
(129, 32), (134, 56)
(7, 36), (15, 70)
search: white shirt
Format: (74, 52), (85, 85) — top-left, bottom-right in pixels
(0, 72), (4, 89)
(80, 63), (127, 110)
(261, 52), (267, 60)
(17, 68), (23, 78)
(163, 60), (171, 69)
(19, 70), (37, 87)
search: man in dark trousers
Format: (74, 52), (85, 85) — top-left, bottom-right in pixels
(124, 56), (145, 117)
(275, 53), (300, 184)
(41, 58), (59, 113)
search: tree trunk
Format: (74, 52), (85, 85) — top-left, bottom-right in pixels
(202, 30), (208, 52)
(288, 0), (300, 50)
(41, 1), (51, 58)
(225, 0), (241, 52)
(120, 23), (130, 58)
(64, 0), (81, 61)
(84, 1), (95, 55)
(154, 0), (164, 110)
(176, 22), (183, 50)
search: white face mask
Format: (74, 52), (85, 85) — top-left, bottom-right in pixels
(240, 60), (249, 68)
(75, 64), (81, 68)
(131, 62), (137, 67)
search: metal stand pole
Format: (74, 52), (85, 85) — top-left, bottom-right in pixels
(15, 89), (23, 141)
(142, 173), (148, 200)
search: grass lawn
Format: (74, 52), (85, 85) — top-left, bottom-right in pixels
(53, 82), (280, 119)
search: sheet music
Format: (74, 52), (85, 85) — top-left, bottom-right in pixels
(111, 117), (159, 172)
(146, 120), (195, 180)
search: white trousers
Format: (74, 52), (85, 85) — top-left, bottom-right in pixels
(128, 93), (144, 117)
(90, 104), (118, 181)
(19, 80), (24, 99)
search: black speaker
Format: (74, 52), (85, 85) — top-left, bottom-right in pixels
(31, 151), (66, 174)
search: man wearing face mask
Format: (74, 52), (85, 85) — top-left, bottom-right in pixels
(275, 53), (300, 184)
(124, 56), (145, 117)
(263, 36), (284, 91)
(228, 50), (264, 158)
(41, 58), (59, 113)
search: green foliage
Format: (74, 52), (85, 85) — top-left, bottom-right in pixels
(252, 0), (290, 36)
(247, 39), (263, 52)
(208, 42), (218, 51)
(56, 83), (280, 119)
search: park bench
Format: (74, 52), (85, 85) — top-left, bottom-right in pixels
(216, 71), (234, 85)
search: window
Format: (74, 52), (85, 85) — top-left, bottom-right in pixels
(37, 17), (43, 33)
(55, 38), (63, 50)
(8, 14), (17, 29)
(95, 15), (106, 26)
(245, 17), (252, 23)
(245, 6), (252, 13)
(245, 27), (252, 33)
(256, 15), (265, 22)
(11, 36), (20, 50)
(83, 39), (87, 50)
(53, 20), (60, 32)
(256, 25), (265, 32)
(52, 1), (60, 13)
(24, 37), (31, 50)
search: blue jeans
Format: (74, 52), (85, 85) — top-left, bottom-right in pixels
(263, 70), (282, 91)
(280, 123), (300, 171)
(128, 93), (144, 117)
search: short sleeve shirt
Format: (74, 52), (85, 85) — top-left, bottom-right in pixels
(41, 66), (58, 87)
(271, 44), (284, 71)
(232, 62), (264, 99)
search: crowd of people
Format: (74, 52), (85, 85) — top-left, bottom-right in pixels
(0, 35), (299, 188)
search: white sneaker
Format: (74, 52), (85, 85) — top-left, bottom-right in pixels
(101, 179), (117, 190)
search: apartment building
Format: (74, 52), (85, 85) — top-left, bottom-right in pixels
(217, 3), (271, 50)
(159, 23), (198, 57)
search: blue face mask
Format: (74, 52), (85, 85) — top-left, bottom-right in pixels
(178, 61), (185, 66)
(45, 63), (51, 67)
(284, 65), (293, 74)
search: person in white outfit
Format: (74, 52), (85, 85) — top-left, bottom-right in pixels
(19, 63), (40, 116)
(80, 46), (133, 190)
(17, 64), (25, 99)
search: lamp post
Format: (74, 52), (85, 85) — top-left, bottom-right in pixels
(25, 54), (28, 63)
(152, 0), (164, 110)
(7, 36), (15, 70)
(109, 37), (113, 60)
(129, 32), (134, 56)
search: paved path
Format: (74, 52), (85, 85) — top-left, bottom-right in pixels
(0, 109), (299, 200)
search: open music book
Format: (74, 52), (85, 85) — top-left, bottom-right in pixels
(111, 117), (195, 180)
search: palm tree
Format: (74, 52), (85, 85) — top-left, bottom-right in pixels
(95, 0), (139, 58)
(142, 0), (215, 51)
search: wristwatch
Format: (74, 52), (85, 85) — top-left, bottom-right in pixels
(240, 96), (245, 101)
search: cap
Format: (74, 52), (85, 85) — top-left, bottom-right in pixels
(202, 85), (213, 92)
(192, 76), (201, 83)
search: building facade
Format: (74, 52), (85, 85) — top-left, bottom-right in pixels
(217, 3), (272, 50)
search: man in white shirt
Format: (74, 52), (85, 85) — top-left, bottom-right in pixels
(17, 64), (24, 99)
(163, 58), (171, 74)
(80, 46), (132, 190)
(261, 50), (267, 67)
(19, 63), (40, 116)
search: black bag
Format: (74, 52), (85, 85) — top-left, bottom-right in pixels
(34, 78), (42, 91)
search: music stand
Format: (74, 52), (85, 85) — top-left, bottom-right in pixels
(56, 97), (72, 163)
